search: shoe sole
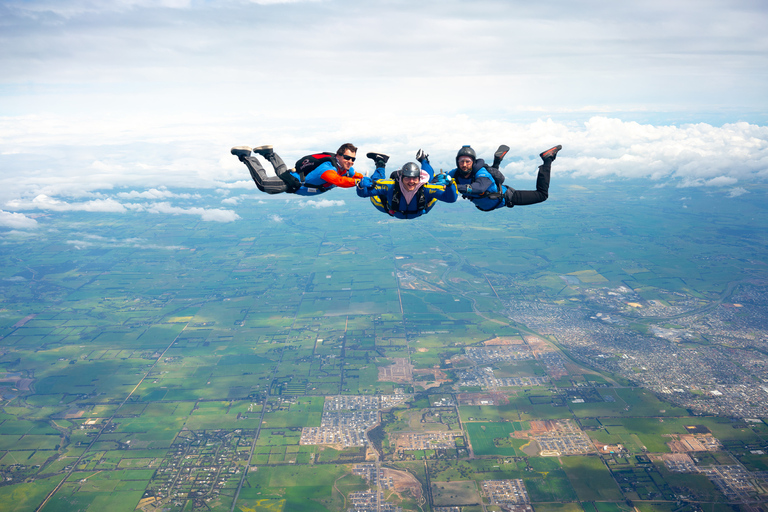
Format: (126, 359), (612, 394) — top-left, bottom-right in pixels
(231, 146), (252, 156)
(540, 145), (562, 159)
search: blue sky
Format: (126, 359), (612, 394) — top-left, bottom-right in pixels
(1, 0), (767, 227)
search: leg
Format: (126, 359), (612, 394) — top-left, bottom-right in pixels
(504, 161), (550, 207)
(252, 146), (290, 176)
(371, 166), (387, 181)
(240, 155), (289, 194)
(504, 145), (559, 208)
(265, 152), (289, 176)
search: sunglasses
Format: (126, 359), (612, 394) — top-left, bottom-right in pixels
(341, 155), (356, 162)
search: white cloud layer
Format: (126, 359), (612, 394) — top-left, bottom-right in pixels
(1, 117), (765, 211)
(3, 0), (766, 117)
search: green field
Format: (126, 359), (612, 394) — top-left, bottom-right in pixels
(0, 182), (767, 510)
(464, 421), (527, 456)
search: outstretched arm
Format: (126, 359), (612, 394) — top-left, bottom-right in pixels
(356, 179), (390, 198)
(439, 179), (459, 203)
(456, 175), (494, 196)
(320, 169), (360, 188)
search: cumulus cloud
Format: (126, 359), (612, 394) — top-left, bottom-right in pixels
(0, 210), (38, 229)
(269, 214), (283, 223)
(495, 117), (768, 187)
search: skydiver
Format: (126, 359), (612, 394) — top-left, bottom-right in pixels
(231, 143), (363, 195)
(419, 144), (561, 212)
(355, 152), (458, 219)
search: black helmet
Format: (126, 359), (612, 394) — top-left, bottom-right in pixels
(456, 145), (476, 166)
(400, 162), (421, 178)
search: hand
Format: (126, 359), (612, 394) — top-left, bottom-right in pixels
(358, 177), (373, 188)
(444, 174), (453, 184)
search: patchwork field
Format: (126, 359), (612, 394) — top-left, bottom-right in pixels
(1, 182), (767, 510)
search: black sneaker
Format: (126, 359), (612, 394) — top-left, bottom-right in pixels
(415, 149), (428, 163)
(540, 145), (562, 162)
(253, 145), (274, 157)
(366, 152), (389, 167)
(231, 146), (252, 158)
(493, 144), (510, 168)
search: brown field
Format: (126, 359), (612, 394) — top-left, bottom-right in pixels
(378, 358), (413, 383)
(383, 468), (423, 501)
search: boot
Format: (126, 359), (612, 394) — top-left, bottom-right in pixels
(366, 152), (390, 168)
(493, 144), (510, 168)
(539, 145), (562, 163)
(253, 145), (274, 157)
(231, 146), (252, 158)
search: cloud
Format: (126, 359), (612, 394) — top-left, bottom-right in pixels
(269, 214), (283, 223)
(0, 210), (38, 229)
(142, 202), (240, 222)
(704, 176), (739, 187)
(6, 195), (127, 213)
(5, 195), (239, 223)
(299, 199), (346, 208)
(116, 188), (199, 200)
(0, 0), (766, 209)
(1, 116), (765, 215)
(727, 187), (748, 198)
(65, 237), (187, 250)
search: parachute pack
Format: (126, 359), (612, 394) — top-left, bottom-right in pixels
(487, 165), (505, 188)
(295, 152), (338, 178)
(279, 152), (340, 192)
(477, 162), (506, 198)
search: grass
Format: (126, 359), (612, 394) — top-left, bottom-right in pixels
(560, 455), (623, 501)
